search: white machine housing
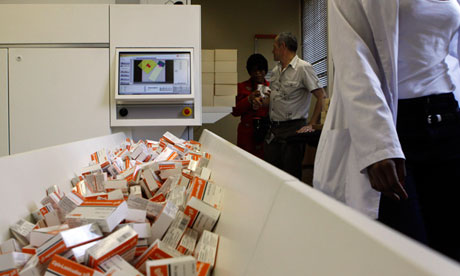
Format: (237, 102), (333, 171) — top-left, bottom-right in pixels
(110, 5), (202, 127)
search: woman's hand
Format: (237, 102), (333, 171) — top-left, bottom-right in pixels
(297, 124), (314, 133)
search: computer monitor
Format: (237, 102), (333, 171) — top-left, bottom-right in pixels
(115, 48), (194, 100)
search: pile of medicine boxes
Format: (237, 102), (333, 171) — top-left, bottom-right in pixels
(202, 49), (238, 107)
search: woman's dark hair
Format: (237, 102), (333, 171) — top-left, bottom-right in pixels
(246, 53), (268, 74)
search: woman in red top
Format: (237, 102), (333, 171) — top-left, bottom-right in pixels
(232, 54), (269, 159)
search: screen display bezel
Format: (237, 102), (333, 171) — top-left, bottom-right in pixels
(115, 48), (194, 101)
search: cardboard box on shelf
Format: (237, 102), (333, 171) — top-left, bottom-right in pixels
(201, 73), (214, 85)
(213, 96), (235, 107)
(215, 61), (237, 73)
(202, 62), (214, 73)
(215, 72), (237, 84)
(214, 84), (237, 96)
(201, 50), (215, 62)
(215, 49), (237, 61)
(146, 256), (196, 276)
(202, 84), (214, 107)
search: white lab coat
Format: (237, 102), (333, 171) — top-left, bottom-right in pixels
(313, 0), (460, 218)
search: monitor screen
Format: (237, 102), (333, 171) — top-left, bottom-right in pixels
(118, 51), (191, 96)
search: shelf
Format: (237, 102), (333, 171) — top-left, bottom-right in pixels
(202, 106), (233, 124)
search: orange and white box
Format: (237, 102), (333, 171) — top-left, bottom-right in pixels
(45, 255), (104, 276)
(188, 179), (223, 210)
(126, 208), (147, 223)
(184, 198), (220, 234)
(66, 200), (128, 233)
(155, 147), (178, 163)
(150, 201), (179, 242)
(199, 167), (211, 182)
(80, 164), (102, 177)
(178, 170), (194, 188)
(21, 245), (37, 256)
(36, 223), (103, 264)
(10, 219), (36, 246)
(19, 255), (46, 276)
(0, 239), (22, 255)
(133, 239), (182, 274)
(62, 240), (100, 264)
(141, 168), (160, 198)
(196, 262), (212, 276)
(176, 228), (199, 255)
(152, 176), (178, 203)
(57, 192), (83, 215)
(108, 189), (124, 200)
(30, 224), (69, 247)
(33, 203), (61, 227)
(85, 225), (138, 268)
(158, 163), (182, 180)
(167, 185), (187, 210)
(0, 252), (32, 276)
(162, 211), (191, 249)
(104, 179), (128, 193)
(135, 239), (149, 257)
(85, 172), (107, 193)
(91, 149), (110, 169)
(97, 255), (142, 276)
(162, 132), (184, 145)
(119, 223), (151, 239)
(146, 256), (196, 276)
(129, 185), (142, 198)
(127, 196), (164, 219)
(194, 230), (219, 268)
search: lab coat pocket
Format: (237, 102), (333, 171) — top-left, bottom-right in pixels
(313, 128), (351, 203)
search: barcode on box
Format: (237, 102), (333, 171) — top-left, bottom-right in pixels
(117, 232), (132, 243)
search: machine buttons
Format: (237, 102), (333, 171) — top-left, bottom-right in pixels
(182, 107), (192, 117)
(119, 108), (128, 117)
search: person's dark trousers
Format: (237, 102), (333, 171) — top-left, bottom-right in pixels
(378, 92), (460, 262)
(264, 119), (306, 179)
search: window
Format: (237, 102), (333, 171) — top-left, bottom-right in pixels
(302, 0), (328, 88)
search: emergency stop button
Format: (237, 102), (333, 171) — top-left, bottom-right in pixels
(182, 107), (192, 117)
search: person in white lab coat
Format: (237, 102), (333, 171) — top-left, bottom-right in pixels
(313, 0), (460, 261)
